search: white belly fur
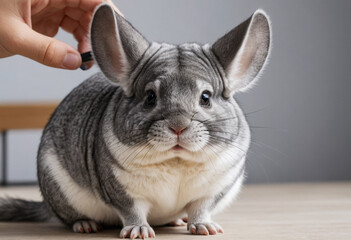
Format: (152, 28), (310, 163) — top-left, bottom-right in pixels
(114, 147), (245, 226)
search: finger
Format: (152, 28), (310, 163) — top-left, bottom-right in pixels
(61, 14), (94, 69)
(33, 18), (61, 37)
(50, 0), (122, 13)
(61, 17), (91, 53)
(62, 10), (91, 40)
(65, 1), (123, 19)
(75, 28), (90, 53)
(70, 0), (104, 11)
(64, 7), (85, 21)
(47, 0), (100, 11)
(32, 9), (65, 37)
(60, 15), (80, 35)
(14, 23), (81, 69)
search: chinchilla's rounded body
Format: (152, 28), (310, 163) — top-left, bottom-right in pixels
(0, 4), (271, 238)
(37, 67), (249, 227)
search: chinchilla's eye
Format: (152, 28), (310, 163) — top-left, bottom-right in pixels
(144, 90), (157, 108)
(200, 91), (211, 107)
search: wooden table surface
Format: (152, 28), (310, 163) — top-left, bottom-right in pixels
(0, 182), (350, 240)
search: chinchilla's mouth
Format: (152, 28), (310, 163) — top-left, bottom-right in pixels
(172, 144), (183, 151)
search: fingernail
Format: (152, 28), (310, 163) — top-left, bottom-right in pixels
(63, 53), (80, 69)
(80, 64), (87, 71)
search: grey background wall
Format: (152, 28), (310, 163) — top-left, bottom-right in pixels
(0, 0), (350, 183)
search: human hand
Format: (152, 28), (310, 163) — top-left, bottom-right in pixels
(0, 0), (121, 70)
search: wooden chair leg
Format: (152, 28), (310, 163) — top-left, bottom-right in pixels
(1, 131), (7, 186)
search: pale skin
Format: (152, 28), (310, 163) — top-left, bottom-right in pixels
(0, 0), (121, 70)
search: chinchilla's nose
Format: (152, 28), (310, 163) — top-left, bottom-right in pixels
(168, 115), (191, 136)
(169, 126), (187, 135)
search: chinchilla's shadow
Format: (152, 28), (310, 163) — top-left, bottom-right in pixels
(0, 222), (207, 239)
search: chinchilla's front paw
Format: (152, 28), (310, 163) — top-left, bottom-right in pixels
(188, 222), (223, 235)
(120, 225), (155, 239)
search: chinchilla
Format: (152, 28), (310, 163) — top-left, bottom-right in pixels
(0, 3), (271, 238)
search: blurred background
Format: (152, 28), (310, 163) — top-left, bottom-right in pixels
(0, 0), (350, 184)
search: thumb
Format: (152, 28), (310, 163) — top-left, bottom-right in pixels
(15, 24), (81, 69)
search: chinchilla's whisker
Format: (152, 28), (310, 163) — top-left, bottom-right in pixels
(104, 138), (147, 157)
(200, 130), (280, 164)
(206, 142), (246, 168)
(125, 142), (152, 168)
(250, 138), (288, 158)
(250, 126), (289, 133)
(109, 129), (144, 135)
(112, 145), (146, 166)
(135, 141), (153, 163)
(191, 111), (199, 121)
(207, 130), (240, 136)
(139, 142), (156, 164)
(205, 117), (238, 124)
(202, 143), (218, 171)
(121, 141), (150, 167)
(113, 138), (148, 156)
(206, 128), (239, 135)
(195, 111), (223, 124)
(207, 127), (280, 167)
(243, 107), (267, 117)
(245, 155), (272, 183)
(160, 110), (193, 120)
(199, 130), (243, 144)
(148, 143), (162, 164)
(250, 126), (276, 129)
(206, 125), (287, 160)
(199, 112), (234, 124)
(209, 136), (248, 154)
(117, 134), (147, 143)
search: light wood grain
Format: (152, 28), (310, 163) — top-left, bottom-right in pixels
(0, 103), (58, 131)
(0, 182), (350, 239)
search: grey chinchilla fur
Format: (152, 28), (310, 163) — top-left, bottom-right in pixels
(0, 3), (271, 238)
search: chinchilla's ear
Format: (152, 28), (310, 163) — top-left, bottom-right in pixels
(91, 4), (150, 96)
(212, 10), (271, 98)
